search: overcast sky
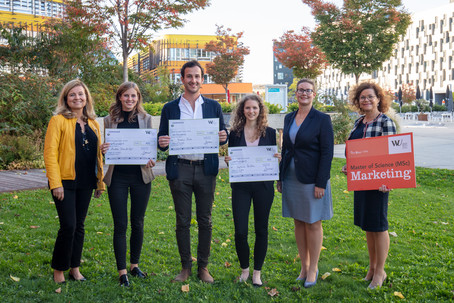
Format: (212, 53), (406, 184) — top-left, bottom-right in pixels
(153, 0), (452, 84)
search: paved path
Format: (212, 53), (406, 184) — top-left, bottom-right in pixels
(1, 120), (453, 193)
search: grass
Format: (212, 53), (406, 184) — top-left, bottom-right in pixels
(0, 158), (453, 302)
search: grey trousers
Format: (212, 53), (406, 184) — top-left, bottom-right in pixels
(169, 161), (216, 269)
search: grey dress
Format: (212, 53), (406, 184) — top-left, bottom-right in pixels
(282, 119), (333, 223)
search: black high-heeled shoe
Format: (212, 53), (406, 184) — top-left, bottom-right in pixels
(119, 274), (130, 287)
(131, 267), (147, 278)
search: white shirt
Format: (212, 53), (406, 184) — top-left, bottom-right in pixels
(178, 94), (204, 161)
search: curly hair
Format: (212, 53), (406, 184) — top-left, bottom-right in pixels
(55, 79), (96, 121)
(109, 82), (146, 123)
(230, 94), (268, 138)
(349, 81), (391, 114)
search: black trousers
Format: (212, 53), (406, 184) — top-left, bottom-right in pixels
(51, 188), (93, 271)
(231, 181), (274, 270)
(108, 170), (151, 271)
(169, 162), (216, 269)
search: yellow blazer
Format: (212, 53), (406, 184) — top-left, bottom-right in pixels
(44, 114), (105, 191)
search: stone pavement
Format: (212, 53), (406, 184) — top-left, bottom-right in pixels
(1, 119), (453, 193)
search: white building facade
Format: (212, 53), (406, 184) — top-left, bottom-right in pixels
(316, 1), (454, 105)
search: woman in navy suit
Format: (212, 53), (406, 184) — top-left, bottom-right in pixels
(277, 79), (334, 288)
(225, 94), (280, 286)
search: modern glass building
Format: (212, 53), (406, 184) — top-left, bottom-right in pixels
(0, 0), (64, 23)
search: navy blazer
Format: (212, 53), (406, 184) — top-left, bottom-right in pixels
(279, 107), (334, 189)
(228, 127), (277, 189)
(158, 96), (228, 181)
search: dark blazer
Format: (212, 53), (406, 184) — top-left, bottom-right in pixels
(228, 126), (277, 190)
(158, 96), (228, 181)
(279, 107), (334, 189)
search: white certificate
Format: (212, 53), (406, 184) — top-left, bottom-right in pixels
(228, 145), (279, 183)
(169, 118), (219, 155)
(105, 129), (157, 165)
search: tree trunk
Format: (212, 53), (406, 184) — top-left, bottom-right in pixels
(355, 73), (360, 84)
(123, 52), (129, 83)
(224, 84), (229, 103)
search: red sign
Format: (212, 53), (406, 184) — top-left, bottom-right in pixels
(346, 133), (416, 191)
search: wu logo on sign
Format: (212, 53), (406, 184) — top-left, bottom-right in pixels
(208, 120), (214, 124)
(388, 134), (412, 154)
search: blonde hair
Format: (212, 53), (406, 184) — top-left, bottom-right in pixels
(55, 79), (96, 121)
(230, 94), (268, 139)
(109, 82), (146, 123)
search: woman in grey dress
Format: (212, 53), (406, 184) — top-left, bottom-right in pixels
(277, 79), (334, 288)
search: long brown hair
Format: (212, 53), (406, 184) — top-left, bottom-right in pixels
(349, 81), (391, 114)
(109, 82), (146, 123)
(230, 94), (268, 138)
(54, 79), (96, 121)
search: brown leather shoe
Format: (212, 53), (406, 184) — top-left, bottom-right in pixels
(198, 267), (214, 283)
(174, 268), (191, 282)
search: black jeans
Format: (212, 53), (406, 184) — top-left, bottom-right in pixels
(169, 162), (216, 269)
(231, 181), (274, 270)
(108, 170), (151, 271)
(51, 188), (93, 271)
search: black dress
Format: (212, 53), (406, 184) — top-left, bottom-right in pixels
(350, 123), (389, 232)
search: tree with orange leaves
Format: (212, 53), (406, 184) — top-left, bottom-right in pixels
(302, 0), (411, 84)
(273, 27), (326, 79)
(79, 0), (209, 82)
(205, 25), (250, 102)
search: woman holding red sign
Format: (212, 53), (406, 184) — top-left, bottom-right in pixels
(342, 82), (396, 290)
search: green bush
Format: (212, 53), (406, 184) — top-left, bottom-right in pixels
(265, 102), (283, 114)
(143, 102), (164, 116)
(287, 102), (299, 112)
(220, 102), (234, 113)
(330, 97), (355, 144)
(0, 132), (44, 169)
(432, 104), (448, 111)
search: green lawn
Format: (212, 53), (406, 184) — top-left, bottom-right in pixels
(0, 158), (453, 302)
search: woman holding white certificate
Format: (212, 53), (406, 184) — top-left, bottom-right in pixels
(101, 82), (155, 287)
(225, 94), (280, 287)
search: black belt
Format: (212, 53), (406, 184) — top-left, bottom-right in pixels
(178, 159), (204, 165)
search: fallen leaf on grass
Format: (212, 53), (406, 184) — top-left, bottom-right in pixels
(181, 284), (189, 292)
(55, 287), (62, 293)
(394, 291), (405, 299)
(224, 261), (231, 268)
(10, 275), (20, 282)
(321, 246), (327, 250)
(389, 231), (398, 237)
(30, 226), (40, 229)
(332, 268), (341, 272)
(216, 192), (220, 195)
(272, 226), (278, 231)
(96, 232), (103, 235)
(441, 222), (449, 225)
(226, 239), (231, 243)
(213, 239), (220, 244)
(96, 203), (102, 207)
(0, 222), (3, 225)
(221, 242), (227, 247)
(191, 256), (197, 262)
(168, 206), (173, 210)
(321, 272), (331, 280)
(158, 232), (165, 235)
(13, 195), (18, 199)
(268, 288), (279, 297)
(343, 190), (349, 194)
(291, 286), (300, 291)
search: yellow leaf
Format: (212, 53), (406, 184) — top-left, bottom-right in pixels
(272, 226), (278, 231)
(168, 206), (173, 210)
(55, 287), (62, 293)
(158, 231), (164, 235)
(332, 268), (341, 272)
(181, 284), (189, 292)
(10, 275), (20, 282)
(268, 288), (279, 297)
(42, 170), (46, 173)
(49, 201), (55, 204)
(191, 256), (197, 262)
(96, 232), (103, 235)
(226, 239), (231, 243)
(0, 222), (3, 225)
(13, 195), (18, 199)
(321, 246), (327, 250)
(321, 272), (331, 280)
(343, 190), (349, 194)
(216, 192), (220, 195)
(394, 291), (405, 299)
(221, 242), (227, 247)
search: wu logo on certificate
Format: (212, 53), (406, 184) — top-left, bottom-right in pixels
(388, 134), (412, 154)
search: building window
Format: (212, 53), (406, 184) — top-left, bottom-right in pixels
(277, 72), (284, 80)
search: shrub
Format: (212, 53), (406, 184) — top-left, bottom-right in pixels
(265, 102), (283, 114)
(287, 102), (298, 112)
(330, 97), (355, 144)
(0, 132), (44, 169)
(220, 102), (234, 113)
(143, 102), (164, 116)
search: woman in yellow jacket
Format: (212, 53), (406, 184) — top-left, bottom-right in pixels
(44, 79), (104, 284)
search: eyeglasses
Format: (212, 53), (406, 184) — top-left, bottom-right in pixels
(359, 95), (377, 101)
(296, 89), (314, 95)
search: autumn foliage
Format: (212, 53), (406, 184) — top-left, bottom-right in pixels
(273, 27), (326, 79)
(205, 25), (250, 101)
